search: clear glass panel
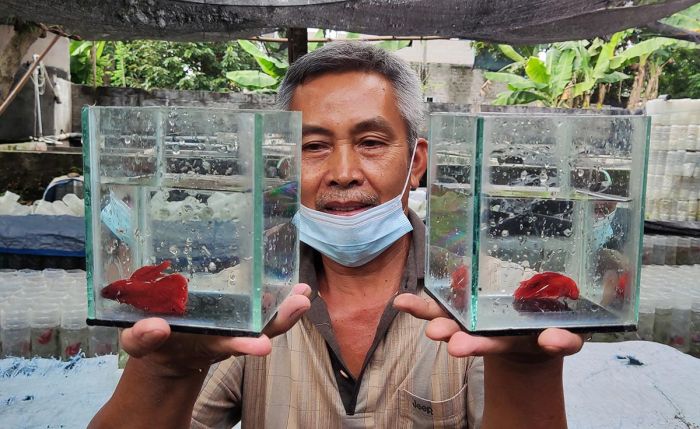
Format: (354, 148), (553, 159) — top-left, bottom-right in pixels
(83, 106), (300, 335)
(426, 112), (649, 334)
(425, 113), (477, 330)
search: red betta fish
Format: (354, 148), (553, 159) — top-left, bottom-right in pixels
(450, 264), (469, 310)
(616, 271), (630, 300)
(513, 271), (579, 301)
(101, 260), (188, 315)
(37, 328), (54, 344)
(65, 342), (82, 357)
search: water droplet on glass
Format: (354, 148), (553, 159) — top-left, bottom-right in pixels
(169, 245), (179, 256)
(520, 170), (528, 180)
(563, 228), (572, 237)
(208, 262), (217, 271)
(172, 144), (181, 155)
(501, 230), (509, 237)
(577, 169), (585, 177)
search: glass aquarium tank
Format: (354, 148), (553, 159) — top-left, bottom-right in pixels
(82, 106), (300, 336)
(426, 112), (649, 334)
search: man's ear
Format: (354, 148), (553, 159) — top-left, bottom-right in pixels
(410, 138), (428, 190)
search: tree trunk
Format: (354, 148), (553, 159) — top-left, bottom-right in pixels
(627, 62), (647, 110)
(644, 63), (664, 103)
(287, 28), (308, 64)
(0, 20), (42, 103)
(596, 83), (608, 109)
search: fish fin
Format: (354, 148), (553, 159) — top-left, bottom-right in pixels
(450, 264), (469, 291)
(101, 279), (129, 299)
(154, 273), (189, 315)
(131, 260), (171, 282)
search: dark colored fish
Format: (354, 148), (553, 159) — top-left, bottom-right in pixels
(513, 271), (579, 301)
(450, 264), (469, 310)
(512, 298), (572, 313)
(101, 260), (189, 315)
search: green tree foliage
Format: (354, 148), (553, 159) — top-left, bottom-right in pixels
(69, 41), (109, 87)
(479, 4), (699, 107)
(69, 40), (258, 91)
(226, 31), (410, 92)
(69, 32), (411, 93)
(484, 34), (631, 108)
(659, 47), (700, 98)
(657, 3), (700, 99)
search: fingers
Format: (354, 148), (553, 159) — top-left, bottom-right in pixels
(393, 293), (447, 321)
(263, 283), (312, 338)
(424, 318), (585, 359)
(120, 318), (171, 358)
(424, 317), (462, 341)
(224, 335), (273, 357)
(537, 328), (585, 357)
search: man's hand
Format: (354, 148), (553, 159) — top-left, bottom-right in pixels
(394, 292), (586, 429)
(89, 283), (312, 429)
(393, 293), (584, 359)
(120, 283), (312, 376)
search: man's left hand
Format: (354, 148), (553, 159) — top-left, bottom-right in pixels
(393, 293), (584, 360)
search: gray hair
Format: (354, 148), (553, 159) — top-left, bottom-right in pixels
(276, 41), (424, 149)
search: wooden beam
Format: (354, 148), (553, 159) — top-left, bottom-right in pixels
(287, 28), (308, 64)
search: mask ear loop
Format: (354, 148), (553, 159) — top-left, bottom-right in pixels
(400, 140), (419, 195)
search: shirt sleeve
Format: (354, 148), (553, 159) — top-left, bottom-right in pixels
(466, 356), (485, 428)
(191, 356), (245, 429)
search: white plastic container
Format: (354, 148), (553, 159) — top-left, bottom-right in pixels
(30, 304), (60, 358)
(1, 307), (31, 358)
(60, 307), (89, 359)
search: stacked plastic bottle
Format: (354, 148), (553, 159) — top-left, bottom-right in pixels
(645, 99), (700, 221)
(0, 269), (119, 359)
(592, 264), (700, 358)
(642, 235), (700, 265)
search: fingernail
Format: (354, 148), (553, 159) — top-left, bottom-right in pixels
(140, 330), (165, 343)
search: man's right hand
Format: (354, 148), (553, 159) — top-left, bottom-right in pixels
(88, 283), (312, 429)
(119, 282), (312, 376)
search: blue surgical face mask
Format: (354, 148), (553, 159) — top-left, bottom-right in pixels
(292, 143), (418, 267)
(592, 211), (615, 249)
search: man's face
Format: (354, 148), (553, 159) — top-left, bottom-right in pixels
(289, 70), (426, 215)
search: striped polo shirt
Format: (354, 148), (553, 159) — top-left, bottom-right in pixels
(192, 211), (484, 428)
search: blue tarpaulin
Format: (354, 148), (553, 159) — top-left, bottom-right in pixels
(0, 215), (85, 257)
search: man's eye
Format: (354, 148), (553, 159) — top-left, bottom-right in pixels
(360, 139), (385, 148)
(303, 142), (327, 152)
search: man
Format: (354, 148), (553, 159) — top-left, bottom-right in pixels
(89, 42), (583, 429)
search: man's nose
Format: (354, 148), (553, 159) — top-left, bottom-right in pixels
(326, 144), (363, 188)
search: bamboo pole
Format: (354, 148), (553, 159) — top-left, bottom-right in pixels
(0, 34), (61, 118)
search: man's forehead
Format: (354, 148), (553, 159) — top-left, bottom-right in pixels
(290, 71), (392, 104)
(301, 116), (398, 137)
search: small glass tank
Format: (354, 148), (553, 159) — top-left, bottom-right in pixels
(82, 106), (300, 336)
(426, 112), (649, 334)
